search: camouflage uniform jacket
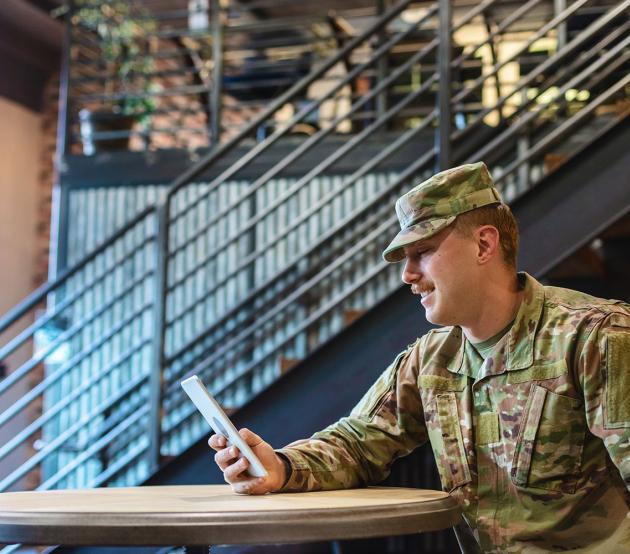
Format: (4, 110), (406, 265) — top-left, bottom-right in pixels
(277, 273), (630, 552)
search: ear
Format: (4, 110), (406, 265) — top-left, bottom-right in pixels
(476, 225), (500, 265)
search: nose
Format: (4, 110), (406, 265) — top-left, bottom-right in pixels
(401, 257), (421, 285)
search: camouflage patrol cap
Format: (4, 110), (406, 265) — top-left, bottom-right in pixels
(382, 161), (502, 262)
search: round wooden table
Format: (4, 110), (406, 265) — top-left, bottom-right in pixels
(0, 484), (461, 547)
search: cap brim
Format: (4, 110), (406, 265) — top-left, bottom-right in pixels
(382, 216), (456, 263)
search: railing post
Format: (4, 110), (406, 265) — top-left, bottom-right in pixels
(436, 0), (452, 171)
(49, 0), (74, 280)
(148, 200), (169, 474)
(554, 0), (567, 48)
(376, 0), (389, 121)
(210, 0), (224, 146)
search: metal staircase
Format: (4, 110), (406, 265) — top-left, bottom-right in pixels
(0, 4), (629, 552)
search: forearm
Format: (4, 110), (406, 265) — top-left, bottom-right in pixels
(276, 344), (427, 492)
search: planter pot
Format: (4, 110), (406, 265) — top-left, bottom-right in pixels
(79, 109), (137, 155)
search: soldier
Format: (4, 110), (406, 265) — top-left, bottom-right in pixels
(209, 162), (630, 552)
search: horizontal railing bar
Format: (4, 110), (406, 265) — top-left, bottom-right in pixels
(167, 109), (437, 324)
(164, 144), (436, 393)
(69, 127), (208, 142)
(106, 37), (324, 63)
(38, 404), (150, 491)
(0, 373), (148, 492)
(468, 33), (630, 163)
(453, 2), (630, 141)
(0, 207), (155, 336)
(0, 337), (151, 464)
(69, 64), (207, 85)
(75, 83), (211, 103)
(69, 58), (357, 87)
(0, 267), (153, 366)
(492, 75), (630, 185)
(156, 15), (329, 39)
(451, 0), (591, 105)
(0, 303), (152, 429)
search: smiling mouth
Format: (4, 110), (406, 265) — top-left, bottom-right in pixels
(412, 286), (434, 302)
(420, 290), (433, 304)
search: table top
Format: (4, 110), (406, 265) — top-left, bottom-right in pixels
(0, 484), (461, 546)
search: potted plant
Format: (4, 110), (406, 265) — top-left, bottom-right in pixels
(67, 1), (161, 153)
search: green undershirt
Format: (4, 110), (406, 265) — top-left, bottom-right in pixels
(466, 318), (515, 380)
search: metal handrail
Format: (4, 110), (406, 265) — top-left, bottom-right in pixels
(164, 142), (438, 403)
(0, 373), (148, 492)
(454, 0), (630, 141)
(166, 0), (494, 235)
(165, 0), (414, 198)
(164, 1), (630, 384)
(0, 267), (153, 370)
(163, 0), (630, 412)
(159, 0), (496, 359)
(451, 0), (592, 106)
(0, 207), (155, 335)
(0, 338), (151, 463)
(493, 76), (630, 184)
(166, 59), (630, 425)
(468, 35), (630, 163)
(167, 109), (439, 324)
(166, 5), (440, 228)
(165, 148), (440, 428)
(0, 305), (152, 428)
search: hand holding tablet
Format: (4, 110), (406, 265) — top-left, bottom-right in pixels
(181, 375), (268, 478)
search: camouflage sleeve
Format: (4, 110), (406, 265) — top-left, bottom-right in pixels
(276, 340), (428, 492)
(579, 308), (630, 490)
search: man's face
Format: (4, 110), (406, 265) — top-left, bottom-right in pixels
(401, 225), (480, 326)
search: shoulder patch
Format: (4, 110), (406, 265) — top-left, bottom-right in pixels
(606, 330), (630, 427)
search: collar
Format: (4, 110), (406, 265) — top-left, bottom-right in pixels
(446, 272), (545, 376)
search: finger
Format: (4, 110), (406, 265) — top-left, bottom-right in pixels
(214, 445), (240, 471)
(239, 428), (264, 447)
(223, 456), (250, 483)
(208, 434), (227, 450)
(233, 477), (265, 495)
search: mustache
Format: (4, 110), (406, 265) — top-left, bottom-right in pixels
(411, 282), (434, 295)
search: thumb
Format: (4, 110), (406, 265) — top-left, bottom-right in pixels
(239, 427), (264, 447)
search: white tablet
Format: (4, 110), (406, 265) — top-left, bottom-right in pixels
(181, 375), (268, 478)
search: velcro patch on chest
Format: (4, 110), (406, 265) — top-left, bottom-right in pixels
(476, 412), (500, 445)
(506, 359), (567, 384)
(606, 331), (630, 427)
(418, 374), (467, 391)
